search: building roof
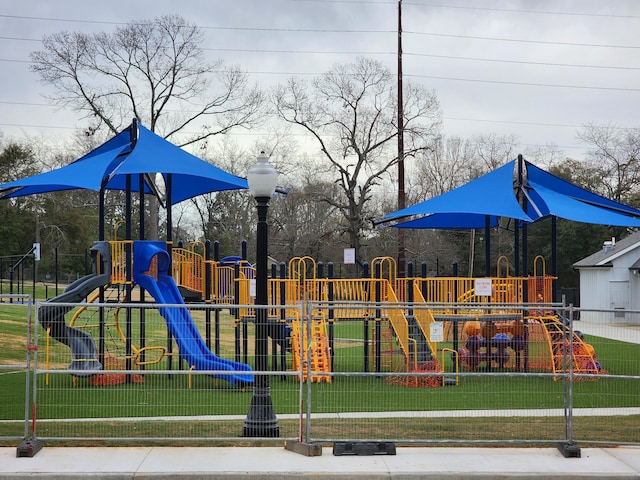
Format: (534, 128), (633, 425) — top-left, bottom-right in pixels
(573, 230), (640, 269)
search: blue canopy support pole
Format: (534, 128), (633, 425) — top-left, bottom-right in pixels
(523, 220), (528, 274)
(125, 174), (132, 242)
(363, 262), (371, 373)
(523, 221), (529, 301)
(138, 172), (147, 367)
(139, 174), (145, 240)
(515, 154), (525, 277)
(98, 182), (107, 242)
(98, 179), (107, 368)
(514, 221), (520, 277)
(165, 172), (174, 375)
(485, 216), (491, 277)
(522, 156), (529, 297)
(452, 261), (459, 355)
(125, 174), (133, 381)
(166, 173), (172, 244)
(205, 240), (213, 350)
(133, 115), (147, 368)
(164, 172), (174, 371)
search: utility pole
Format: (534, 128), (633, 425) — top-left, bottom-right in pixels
(397, 0), (406, 277)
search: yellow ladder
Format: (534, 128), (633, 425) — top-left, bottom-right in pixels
(543, 317), (600, 378)
(291, 318), (332, 383)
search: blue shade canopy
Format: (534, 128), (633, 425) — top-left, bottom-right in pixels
(524, 161), (640, 217)
(111, 124), (248, 204)
(393, 213), (502, 230)
(0, 121), (248, 204)
(526, 180), (640, 226)
(377, 157), (640, 230)
(0, 143), (133, 198)
(379, 160), (533, 227)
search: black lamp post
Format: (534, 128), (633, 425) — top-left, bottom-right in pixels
(243, 151), (280, 438)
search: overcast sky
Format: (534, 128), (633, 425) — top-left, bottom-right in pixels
(0, 0), (638, 163)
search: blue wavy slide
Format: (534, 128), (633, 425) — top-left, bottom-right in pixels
(133, 241), (253, 387)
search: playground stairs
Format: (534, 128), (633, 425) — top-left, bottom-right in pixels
(542, 317), (600, 378)
(407, 316), (433, 364)
(383, 283), (436, 371)
(290, 318), (332, 383)
(411, 284), (437, 363)
(374, 282), (439, 386)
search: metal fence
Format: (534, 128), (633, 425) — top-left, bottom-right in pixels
(2, 299), (639, 448)
(0, 294), (33, 444)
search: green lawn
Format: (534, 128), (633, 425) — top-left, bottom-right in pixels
(1, 340), (637, 422)
(1, 302), (638, 432)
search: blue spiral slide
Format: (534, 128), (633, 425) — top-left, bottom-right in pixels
(132, 241), (253, 387)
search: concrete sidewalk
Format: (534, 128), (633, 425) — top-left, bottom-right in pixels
(2, 445), (640, 479)
(575, 320), (640, 344)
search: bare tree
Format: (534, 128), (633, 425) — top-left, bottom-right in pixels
(274, 57), (440, 262)
(410, 135), (474, 202)
(270, 178), (343, 262)
(472, 133), (520, 173)
(578, 123), (640, 204)
(522, 144), (565, 170)
(30, 14), (264, 239)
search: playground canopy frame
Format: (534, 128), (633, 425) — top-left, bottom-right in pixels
(375, 154), (640, 284)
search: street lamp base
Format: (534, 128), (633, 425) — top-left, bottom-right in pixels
(242, 388), (280, 438)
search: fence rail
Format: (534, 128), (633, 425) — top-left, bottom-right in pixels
(1, 299), (638, 448)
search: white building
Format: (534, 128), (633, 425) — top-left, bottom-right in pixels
(574, 231), (640, 324)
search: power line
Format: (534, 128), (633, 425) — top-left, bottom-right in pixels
(203, 48), (640, 71)
(0, 61), (637, 92)
(5, 49), (637, 91)
(406, 52), (640, 71)
(0, 101), (51, 106)
(0, 14), (394, 33)
(404, 2), (640, 20)
(0, 122), (73, 130)
(0, 35), (40, 42)
(443, 117), (584, 129)
(2, 115), (634, 133)
(4, 50), (638, 74)
(1, 12), (638, 49)
(405, 73), (640, 92)
(4, 37), (639, 71)
(241, 70), (640, 92)
(0, 13), (123, 26)
(0, 58), (30, 63)
(405, 31), (640, 50)
(295, 1), (640, 19)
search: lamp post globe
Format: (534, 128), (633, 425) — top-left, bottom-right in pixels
(247, 151), (279, 198)
(242, 151), (280, 438)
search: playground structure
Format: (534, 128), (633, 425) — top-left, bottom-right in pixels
(40, 240), (254, 387)
(171, 243), (603, 384)
(39, 238), (603, 389)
